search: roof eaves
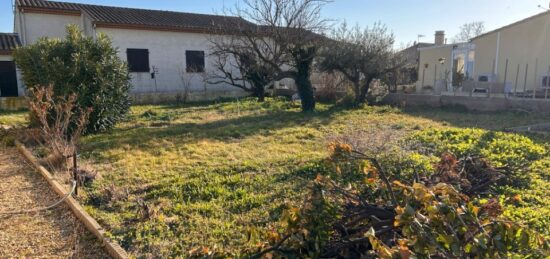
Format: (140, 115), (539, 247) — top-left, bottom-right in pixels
(417, 42), (471, 51)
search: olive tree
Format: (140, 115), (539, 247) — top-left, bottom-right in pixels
(209, 31), (279, 102)
(318, 22), (403, 105)
(14, 25), (131, 133)
(211, 0), (330, 111)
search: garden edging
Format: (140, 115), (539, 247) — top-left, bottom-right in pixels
(15, 140), (128, 259)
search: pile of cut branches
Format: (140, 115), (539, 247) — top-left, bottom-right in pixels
(250, 143), (548, 258)
(428, 152), (506, 196)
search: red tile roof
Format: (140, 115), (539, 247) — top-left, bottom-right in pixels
(17, 0), (254, 32)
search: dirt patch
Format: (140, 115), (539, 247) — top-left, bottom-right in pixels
(0, 147), (108, 258)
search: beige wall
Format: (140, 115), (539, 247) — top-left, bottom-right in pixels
(417, 45), (453, 92)
(473, 11), (550, 92)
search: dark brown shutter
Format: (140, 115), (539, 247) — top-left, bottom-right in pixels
(186, 51), (205, 73)
(127, 49), (150, 72)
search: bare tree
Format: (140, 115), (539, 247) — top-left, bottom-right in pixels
(210, 0), (331, 111)
(208, 34), (278, 102)
(454, 21), (485, 42)
(318, 22), (403, 105)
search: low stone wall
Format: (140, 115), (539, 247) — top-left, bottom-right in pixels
(130, 90), (249, 105)
(383, 93), (550, 114)
(0, 97), (28, 111)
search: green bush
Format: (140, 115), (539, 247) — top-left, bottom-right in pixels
(14, 25), (131, 133)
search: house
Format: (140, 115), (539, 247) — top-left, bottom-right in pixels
(416, 31), (475, 94)
(415, 11), (550, 97)
(0, 33), (23, 98)
(398, 42), (434, 85)
(471, 10), (550, 96)
(10, 0), (259, 103)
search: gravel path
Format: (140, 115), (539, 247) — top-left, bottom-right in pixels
(0, 147), (108, 258)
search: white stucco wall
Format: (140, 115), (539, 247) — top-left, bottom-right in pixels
(97, 27), (242, 94)
(0, 55), (13, 61)
(15, 10), (247, 98)
(19, 12), (82, 44)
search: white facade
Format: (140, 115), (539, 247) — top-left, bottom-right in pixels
(97, 28), (231, 94)
(14, 8), (245, 100)
(17, 12), (82, 45)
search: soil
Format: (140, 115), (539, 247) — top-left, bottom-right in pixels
(0, 147), (108, 258)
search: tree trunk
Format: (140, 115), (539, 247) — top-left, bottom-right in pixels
(294, 47), (316, 112)
(254, 83), (266, 102)
(357, 78), (374, 105)
(353, 82), (362, 105)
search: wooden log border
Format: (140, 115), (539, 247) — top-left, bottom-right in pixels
(15, 140), (129, 259)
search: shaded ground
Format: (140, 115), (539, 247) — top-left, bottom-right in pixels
(0, 147), (108, 258)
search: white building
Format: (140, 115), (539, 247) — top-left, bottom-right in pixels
(9, 0), (256, 102)
(0, 33), (22, 98)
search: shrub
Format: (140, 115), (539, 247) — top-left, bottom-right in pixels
(14, 25), (131, 133)
(28, 86), (91, 170)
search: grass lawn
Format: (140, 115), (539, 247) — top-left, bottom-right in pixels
(0, 110), (28, 127)
(2, 99), (549, 257)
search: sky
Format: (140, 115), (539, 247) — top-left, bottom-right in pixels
(1, 0), (549, 46)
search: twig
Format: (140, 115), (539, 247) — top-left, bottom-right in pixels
(350, 151), (399, 207)
(251, 234), (292, 259)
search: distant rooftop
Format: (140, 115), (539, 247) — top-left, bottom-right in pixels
(0, 33), (21, 54)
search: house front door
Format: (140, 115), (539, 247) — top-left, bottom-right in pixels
(0, 61), (18, 97)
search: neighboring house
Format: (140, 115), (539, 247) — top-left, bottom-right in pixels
(415, 11), (550, 97)
(398, 42), (434, 85)
(416, 31), (475, 94)
(471, 10), (550, 95)
(12, 0), (257, 102)
(401, 42), (435, 67)
(416, 41), (475, 94)
(0, 33), (23, 97)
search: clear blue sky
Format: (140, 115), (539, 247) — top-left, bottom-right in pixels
(1, 0), (548, 46)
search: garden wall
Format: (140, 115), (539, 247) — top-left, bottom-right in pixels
(383, 93), (550, 114)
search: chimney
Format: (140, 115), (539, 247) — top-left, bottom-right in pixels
(435, 30), (445, 46)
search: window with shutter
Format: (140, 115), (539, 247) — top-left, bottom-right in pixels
(127, 49), (150, 72)
(186, 50), (205, 73)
